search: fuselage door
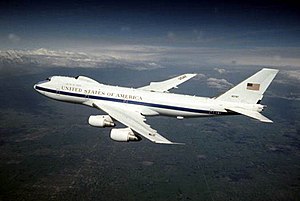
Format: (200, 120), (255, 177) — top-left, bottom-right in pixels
(56, 88), (61, 96)
(85, 93), (89, 101)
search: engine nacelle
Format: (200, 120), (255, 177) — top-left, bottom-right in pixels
(88, 115), (115, 127)
(110, 128), (141, 142)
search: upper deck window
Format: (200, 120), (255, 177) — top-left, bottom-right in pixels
(74, 76), (100, 84)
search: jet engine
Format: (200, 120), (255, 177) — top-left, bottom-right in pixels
(110, 128), (141, 142)
(88, 115), (115, 127)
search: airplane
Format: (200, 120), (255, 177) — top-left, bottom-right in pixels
(34, 68), (278, 144)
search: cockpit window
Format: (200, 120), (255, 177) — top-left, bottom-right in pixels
(37, 77), (52, 85)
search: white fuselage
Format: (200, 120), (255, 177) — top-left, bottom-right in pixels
(34, 76), (261, 118)
(33, 69), (278, 144)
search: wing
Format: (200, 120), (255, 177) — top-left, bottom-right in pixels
(92, 101), (183, 144)
(139, 73), (197, 92)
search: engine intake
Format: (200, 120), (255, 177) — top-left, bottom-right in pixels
(88, 115), (115, 127)
(110, 128), (141, 142)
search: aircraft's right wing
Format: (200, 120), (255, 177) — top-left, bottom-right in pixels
(139, 73), (197, 93)
(92, 101), (183, 144)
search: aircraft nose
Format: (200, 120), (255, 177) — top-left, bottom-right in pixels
(33, 83), (41, 92)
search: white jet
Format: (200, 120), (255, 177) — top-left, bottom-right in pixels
(34, 68), (278, 144)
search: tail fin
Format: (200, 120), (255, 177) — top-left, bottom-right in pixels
(216, 68), (279, 104)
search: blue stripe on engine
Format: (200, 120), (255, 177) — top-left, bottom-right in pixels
(35, 86), (221, 115)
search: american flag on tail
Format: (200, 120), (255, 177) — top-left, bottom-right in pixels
(247, 83), (260, 91)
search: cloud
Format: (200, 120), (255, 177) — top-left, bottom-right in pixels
(207, 77), (233, 90)
(228, 56), (300, 67)
(2, 45), (300, 73)
(193, 73), (206, 80)
(0, 48), (164, 70)
(282, 70), (300, 81)
(214, 68), (226, 74)
(67, 45), (300, 69)
(8, 33), (21, 43)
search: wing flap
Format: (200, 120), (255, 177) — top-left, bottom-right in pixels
(139, 73), (196, 92)
(93, 102), (183, 144)
(226, 107), (273, 123)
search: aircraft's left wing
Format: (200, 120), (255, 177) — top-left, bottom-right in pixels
(139, 73), (197, 92)
(92, 102), (183, 144)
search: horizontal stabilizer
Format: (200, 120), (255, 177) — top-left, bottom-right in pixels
(226, 107), (273, 123)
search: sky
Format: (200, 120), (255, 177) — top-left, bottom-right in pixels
(0, 0), (299, 50)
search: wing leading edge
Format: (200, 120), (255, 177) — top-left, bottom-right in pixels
(92, 102), (183, 145)
(139, 73), (197, 92)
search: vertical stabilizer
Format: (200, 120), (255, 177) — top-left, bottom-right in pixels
(216, 68), (279, 104)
